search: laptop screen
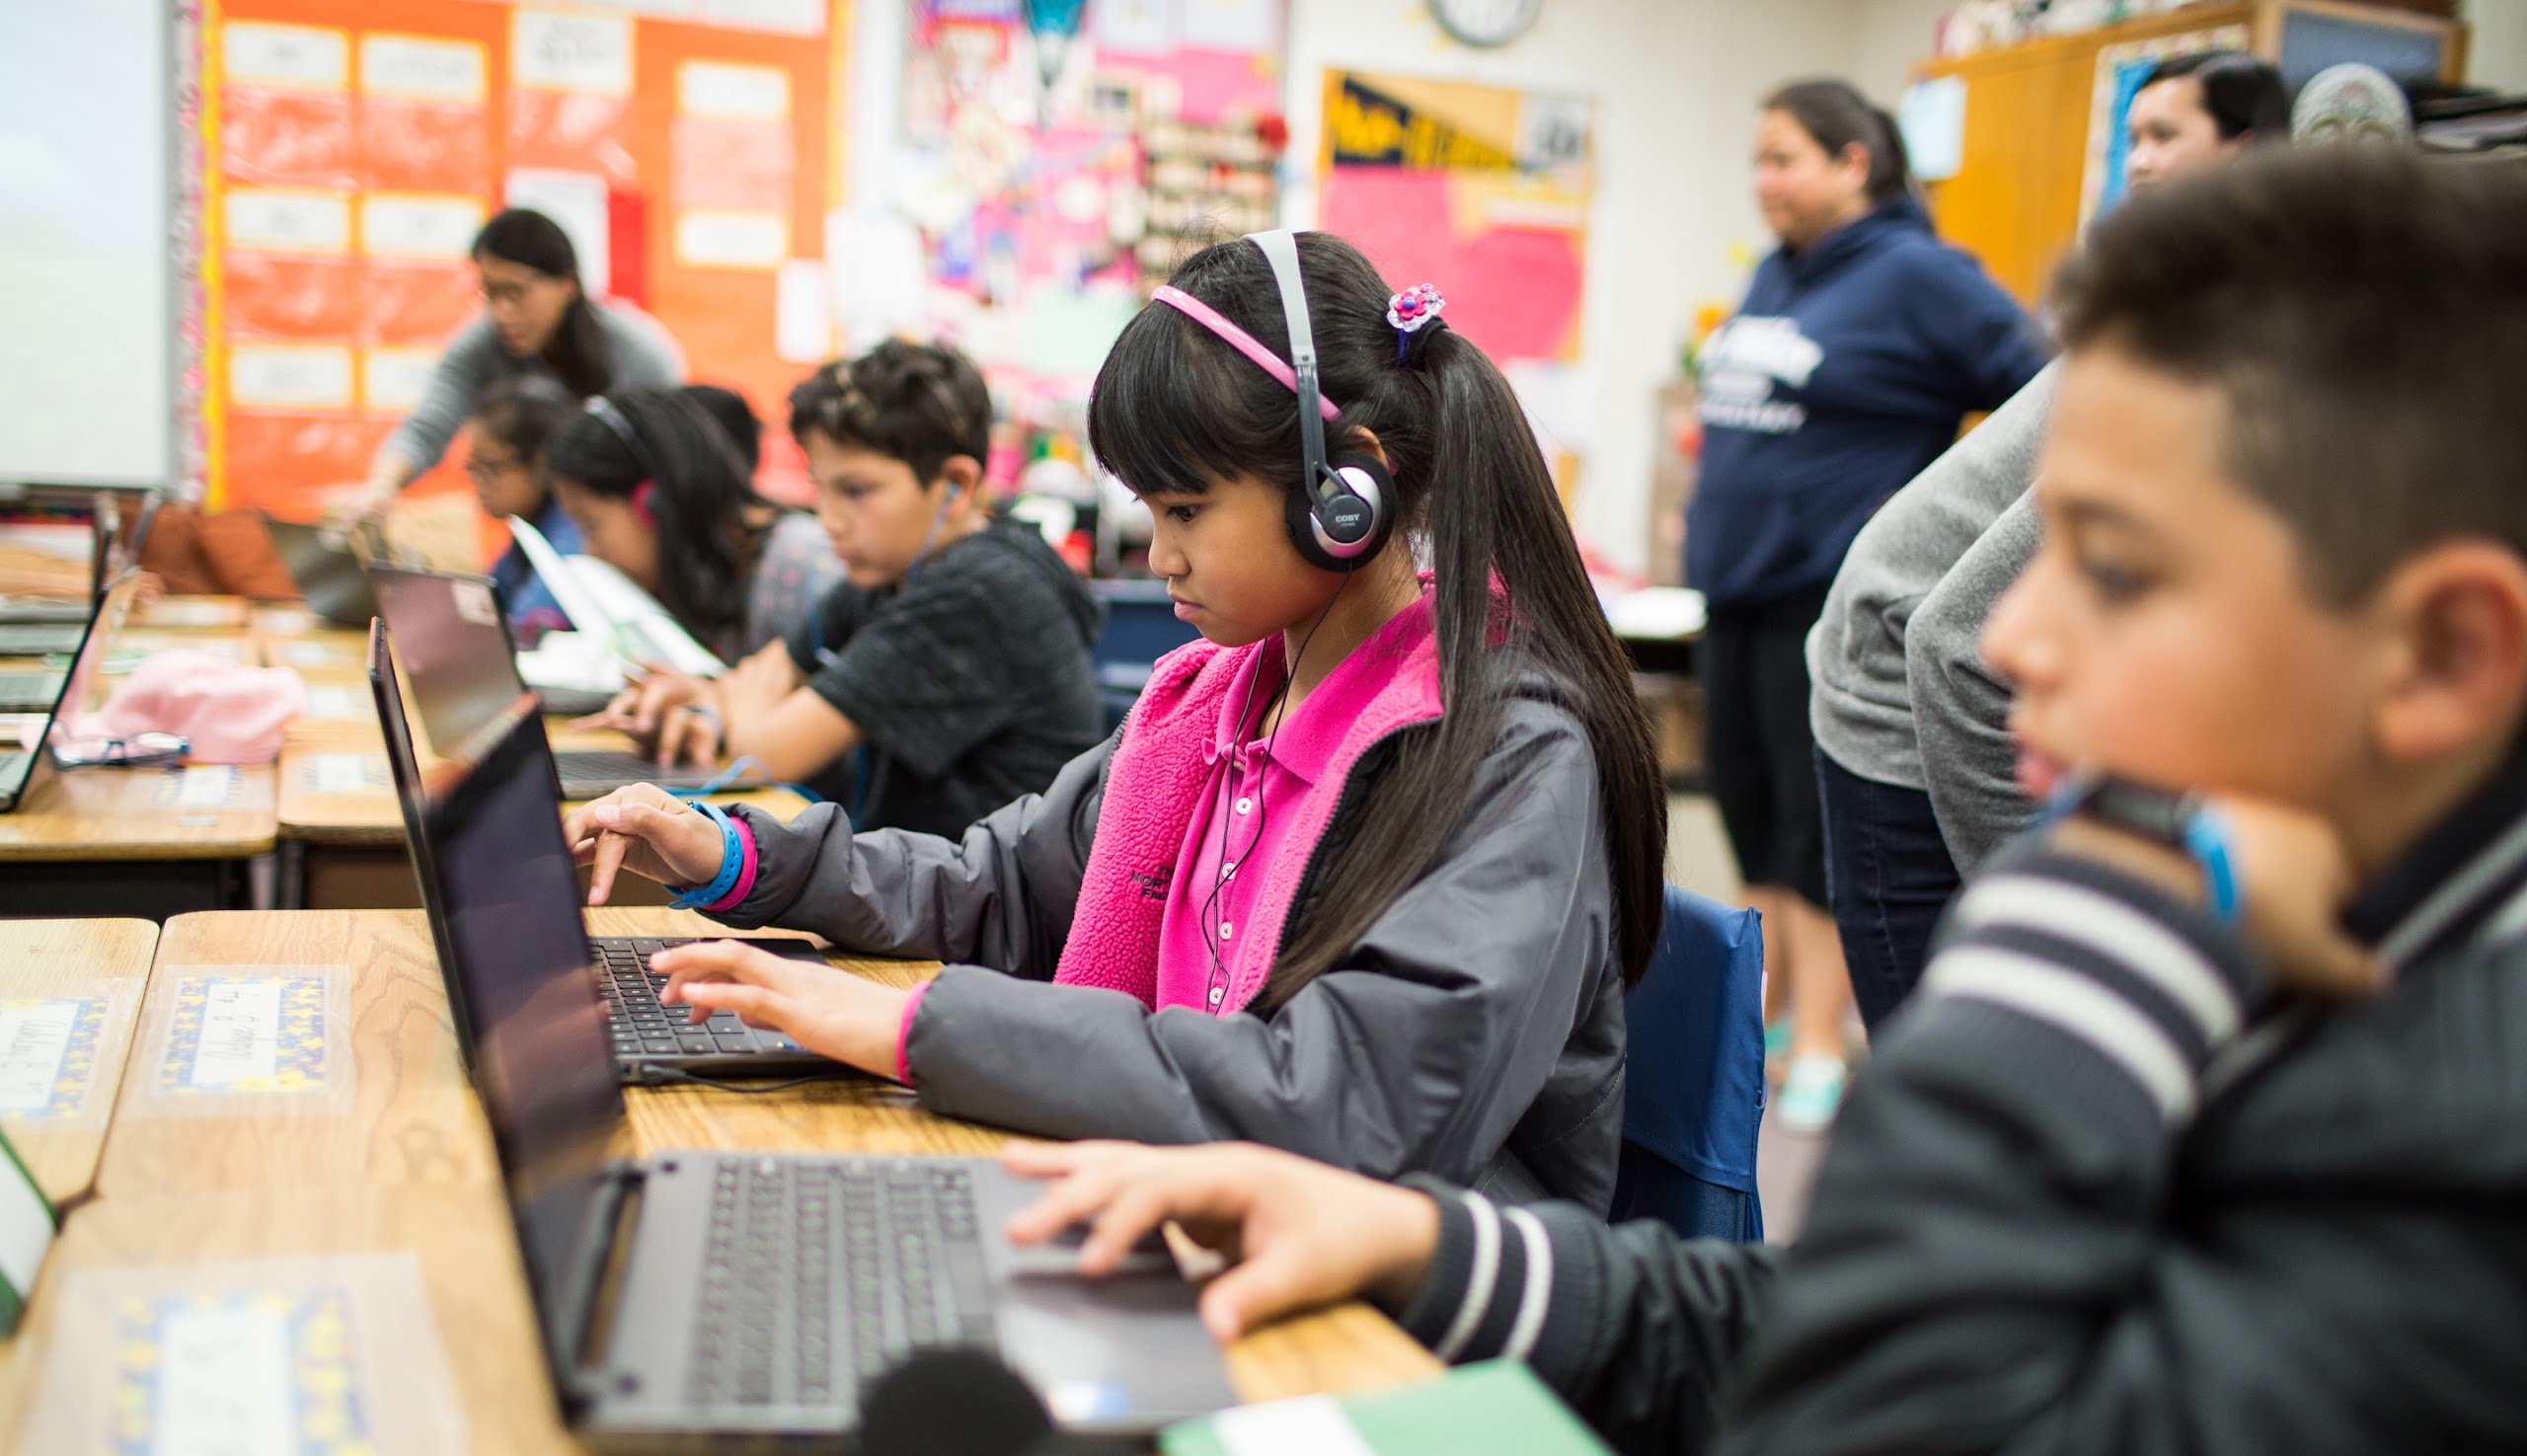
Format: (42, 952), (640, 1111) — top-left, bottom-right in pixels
(419, 711), (626, 1372)
(369, 621), (470, 1042)
(369, 567), (529, 759)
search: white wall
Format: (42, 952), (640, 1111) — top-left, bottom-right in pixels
(1282, 0), (1865, 575)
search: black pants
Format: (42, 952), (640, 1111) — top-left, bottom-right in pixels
(1702, 585), (1831, 907)
(1815, 746), (1962, 1030)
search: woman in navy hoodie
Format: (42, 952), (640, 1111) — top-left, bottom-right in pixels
(1691, 79), (2044, 1129)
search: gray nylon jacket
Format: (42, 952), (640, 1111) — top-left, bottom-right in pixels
(709, 689), (1630, 1211)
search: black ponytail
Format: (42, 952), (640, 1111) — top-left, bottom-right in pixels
(1087, 233), (1666, 1002)
(1766, 79), (1914, 203)
(544, 386), (767, 655)
(473, 207), (612, 398)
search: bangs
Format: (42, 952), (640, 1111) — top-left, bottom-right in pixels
(1088, 302), (1304, 498)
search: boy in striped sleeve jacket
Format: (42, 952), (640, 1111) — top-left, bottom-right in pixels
(997, 149), (2527, 1454)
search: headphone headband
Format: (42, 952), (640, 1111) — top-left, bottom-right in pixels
(1247, 230), (1332, 498)
(583, 395), (658, 480)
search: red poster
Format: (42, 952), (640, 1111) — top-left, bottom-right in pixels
(222, 88), (356, 188)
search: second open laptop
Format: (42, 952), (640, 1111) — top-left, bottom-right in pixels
(367, 565), (735, 799)
(367, 620), (835, 1084)
(424, 707), (1234, 1446)
(0, 574), (141, 812)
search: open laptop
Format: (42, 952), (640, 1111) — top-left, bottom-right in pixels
(0, 574), (139, 812)
(368, 565), (733, 800)
(424, 713), (1234, 1445)
(267, 515), (413, 628)
(368, 621), (833, 1084)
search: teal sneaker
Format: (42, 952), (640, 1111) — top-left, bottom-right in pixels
(1775, 1051), (1846, 1134)
(1763, 1019), (1791, 1060)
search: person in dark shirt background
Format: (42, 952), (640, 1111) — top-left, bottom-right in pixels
(1691, 77), (2047, 1129)
(583, 341), (1102, 838)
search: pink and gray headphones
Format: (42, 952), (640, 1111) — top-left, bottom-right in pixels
(1152, 230), (1396, 573)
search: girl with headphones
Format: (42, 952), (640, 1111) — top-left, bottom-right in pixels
(584, 342), (1107, 836)
(543, 386), (841, 664)
(563, 232), (1665, 1210)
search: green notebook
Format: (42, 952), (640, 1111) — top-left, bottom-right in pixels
(0, 1123), (57, 1335)
(1162, 1360), (1612, 1456)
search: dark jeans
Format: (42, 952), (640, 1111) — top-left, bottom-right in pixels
(1815, 747), (1962, 1031)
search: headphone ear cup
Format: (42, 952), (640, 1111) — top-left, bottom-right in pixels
(632, 482), (657, 528)
(1284, 451), (1395, 572)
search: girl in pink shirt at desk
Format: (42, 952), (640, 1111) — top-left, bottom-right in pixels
(562, 232), (1665, 1209)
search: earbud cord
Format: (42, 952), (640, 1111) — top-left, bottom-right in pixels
(1196, 560), (1354, 1008)
(903, 489), (957, 584)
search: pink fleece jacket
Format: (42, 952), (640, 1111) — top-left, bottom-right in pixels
(1049, 594), (1447, 1012)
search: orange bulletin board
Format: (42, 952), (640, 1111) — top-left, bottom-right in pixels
(201, 0), (844, 522)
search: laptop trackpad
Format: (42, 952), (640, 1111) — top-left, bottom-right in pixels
(973, 1167), (1238, 1429)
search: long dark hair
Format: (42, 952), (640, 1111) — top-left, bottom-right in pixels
(1766, 79), (1913, 202)
(2139, 50), (2292, 142)
(469, 374), (577, 469)
(473, 208), (611, 398)
(1087, 232), (1666, 1004)
(544, 387), (767, 652)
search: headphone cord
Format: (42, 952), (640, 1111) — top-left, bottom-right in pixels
(1195, 563), (1353, 1007)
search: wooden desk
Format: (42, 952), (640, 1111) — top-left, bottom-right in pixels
(92, 909), (492, 1195)
(1, 1182), (576, 1455)
(0, 919), (158, 1208)
(261, 628), (368, 677)
(0, 761), (276, 917)
(590, 908), (1444, 1405)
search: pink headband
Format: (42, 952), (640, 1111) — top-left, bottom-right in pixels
(1151, 285), (1342, 421)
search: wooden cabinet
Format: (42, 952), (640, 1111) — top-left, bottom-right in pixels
(1913, 1), (2467, 306)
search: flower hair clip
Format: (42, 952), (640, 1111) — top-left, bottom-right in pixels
(1386, 284), (1446, 362)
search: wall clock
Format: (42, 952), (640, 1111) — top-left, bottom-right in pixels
(1430, 0), (1542, 48)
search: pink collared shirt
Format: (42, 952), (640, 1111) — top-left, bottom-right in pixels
(1152, 619), (1412, 1014)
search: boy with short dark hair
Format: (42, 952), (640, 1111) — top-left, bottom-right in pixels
(586, 341), (1103, 838)
(997, 147), (2527, 1453)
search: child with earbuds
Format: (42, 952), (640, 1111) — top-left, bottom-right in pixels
(543, 386), (841, 662)
(564, 232), (1667, 1209)
(991, 151), (2527, 1454)
(589, 342), (1106, 835)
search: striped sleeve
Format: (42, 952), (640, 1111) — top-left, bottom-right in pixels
(1914, 845), (2266, 1121)
(1391, 1178), (1610, 1390)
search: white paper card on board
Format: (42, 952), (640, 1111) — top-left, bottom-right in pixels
(222, 22), (347, 93)
(512, 10), (633, 97)
(190, 980), (283, 1089)
(1180, 0), (1278, 52)
(700, 0), (827, 35)
(358, 34), (485, 104)
(151, 1302), (296, 1456)
(678, 60), (791, 122)
(228, 345), (354, 411)
(1900, 77), (1967, 184)
(360, 193), (486, 261)
(0, 1001), (82, 1113)
(1207, 1395), (1378, 1456)
(177, 766), (237, 808)
(675, 209), (788, 269)
(361, 346), (438, 413)
(224, 189), (352, 256)
(775, 260), (831, 363)
(504, 169), (612, 299)
(1097, 0), (1175, 52)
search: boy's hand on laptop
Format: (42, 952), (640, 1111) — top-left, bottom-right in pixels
(577, 667), (707, 741)
(651, 941), (909, 1074)
(998, 1140), (1441, 1344)
(563, 784), (725, 903)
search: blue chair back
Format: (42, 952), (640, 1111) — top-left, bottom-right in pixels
(1614, 884), (1767, 1242)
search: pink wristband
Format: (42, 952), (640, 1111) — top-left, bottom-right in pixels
(696, 815), (760, 915)
(893, 979), (932, 1087)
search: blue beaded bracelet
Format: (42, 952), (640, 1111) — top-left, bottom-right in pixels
(667, 802), (743, 910)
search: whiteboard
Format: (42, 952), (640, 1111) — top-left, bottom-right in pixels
(0, 0), (172, 487)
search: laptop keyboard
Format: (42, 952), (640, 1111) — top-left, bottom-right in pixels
(0, 627), (81, 655)
(594, 938), (776, 1058)
(687, 1159), (995, 1409)
(0, 671), (64, 708)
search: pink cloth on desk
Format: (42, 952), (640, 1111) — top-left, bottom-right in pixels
(72, 652), (305, 764)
